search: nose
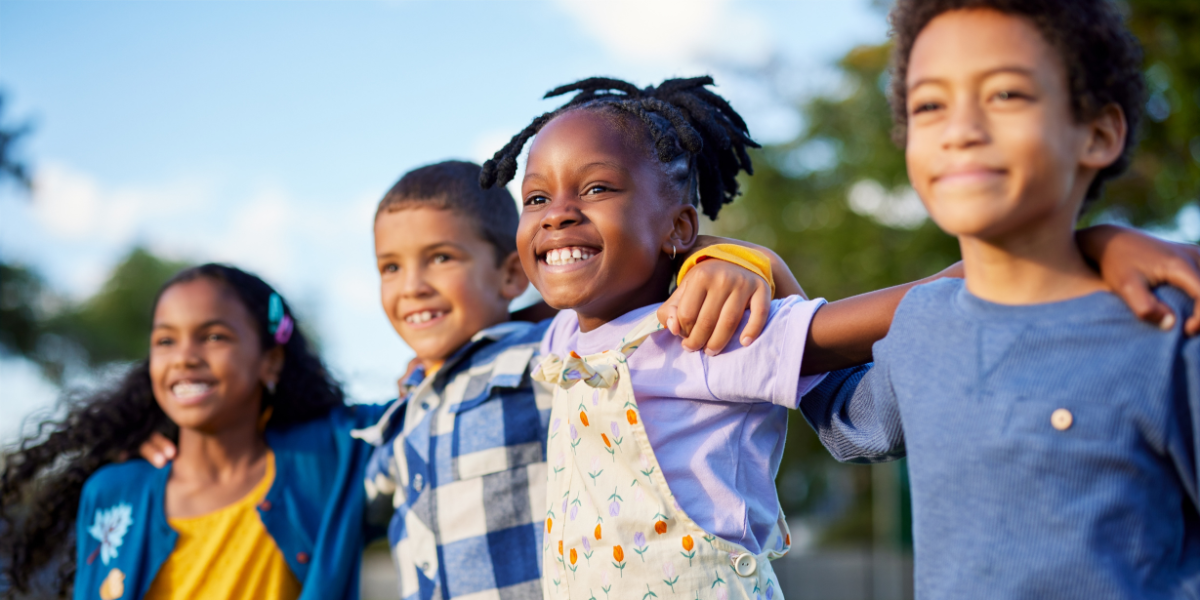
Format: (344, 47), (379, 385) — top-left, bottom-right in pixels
(540, 195), (584, 231)
(401, 263), (434, 299)
(941, 93), (989, 150)
(174, 336), (204, 368)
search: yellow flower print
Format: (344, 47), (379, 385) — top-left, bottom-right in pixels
(546, 517), (553, 533)
(613, 545), (624, 562)
(682, 535), (694, 551)
(626, 409), (637, 425)
(570, 548), (578, 565)
(594, 524), (602, 540)
(559, 540), (564, 556)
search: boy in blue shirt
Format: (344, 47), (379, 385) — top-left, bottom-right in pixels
(801, 1), (1200, 598)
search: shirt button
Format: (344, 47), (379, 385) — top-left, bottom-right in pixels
(731, 552), (757, 577)
(297, 552), (310, 564)
(412, 473), (424, 492)
(421, 561), (431, 572)
(258, 500), (272, 511)
(1051, 408), (1073, 431)
(421, 401), (431, 410)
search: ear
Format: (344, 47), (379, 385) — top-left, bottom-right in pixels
(662, 204), (699, 258)
(497, 250), (530, 302)
(260, 345), (285, 390)
(1079, 103), (1127, 170)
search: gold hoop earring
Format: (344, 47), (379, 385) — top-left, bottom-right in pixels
(671, 244), (677, 260)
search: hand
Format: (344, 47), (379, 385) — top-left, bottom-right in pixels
(1078, 225), (1200, 335)
(138, 432), (176, 468)
(658, 258), (771, 355)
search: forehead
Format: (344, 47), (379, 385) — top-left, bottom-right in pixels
(155, 278), (248, 324)
(526, 109), (647, 172)
(374, 205), (487, 251)
(908, 9), (1059, 86)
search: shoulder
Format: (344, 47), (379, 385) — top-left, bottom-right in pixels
(83, 460), (163, 501)
(903, 277), (963, 307)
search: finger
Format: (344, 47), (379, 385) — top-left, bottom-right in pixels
(657, 299), (682, 337)
(139, 439), (166, 468)
(704, 287), (754, 355)
(1160, 255), (1200, 336)
(1115, 276), (1174, 331)
(740, 284), (771, 346)
(685, 287), (730, 354)
(673, 279), (711, 345)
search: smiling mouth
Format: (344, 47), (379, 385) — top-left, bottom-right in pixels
(541, 246), (598, 267)
(171, 381), (213, 402)
(404, 310), (447, 325)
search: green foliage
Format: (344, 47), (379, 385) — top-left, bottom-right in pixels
(0, 263), (48, 357)
(719, 0), (1200, 548)
(46, 249), (190, 367)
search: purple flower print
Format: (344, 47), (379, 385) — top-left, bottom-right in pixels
(562, 498), (568, 513)
(570, 505), (579, 520)
(610, 422), (620, 438)
(552, 418), (561, 432)
(582, 536), (591, 552)
(633, 531), (649, 561)
(609, 500), (620, 516)
(766, 584), (775, 599)
(592, 390), (599, 406)
(570, 425), (578, 440)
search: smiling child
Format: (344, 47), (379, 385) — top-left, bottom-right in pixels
(799, 1), (1200, 598)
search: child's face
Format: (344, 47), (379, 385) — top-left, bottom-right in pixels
(375, 206), (527, 366)
(904, 9), (1121, 242)
(149, 278), (282, 433)
(516, 110), (697, 326)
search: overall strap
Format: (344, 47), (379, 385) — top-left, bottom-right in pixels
(532, 313), (664, 389)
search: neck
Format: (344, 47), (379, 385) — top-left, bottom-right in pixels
(958, 208), (1106, 305)
(575, 260), (674, 332)
(173, 414), (267, 484)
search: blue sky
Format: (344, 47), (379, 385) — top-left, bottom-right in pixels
(0, 0), (890, 442)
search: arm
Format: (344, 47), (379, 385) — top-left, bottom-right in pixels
(797, 364), (907, 464)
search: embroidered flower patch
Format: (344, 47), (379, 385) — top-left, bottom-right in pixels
(88, 503), (133, 565)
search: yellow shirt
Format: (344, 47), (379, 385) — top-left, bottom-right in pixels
(144, 451), (301, 600)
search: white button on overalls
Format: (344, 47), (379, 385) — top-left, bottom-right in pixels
(732, 552), (758, 577)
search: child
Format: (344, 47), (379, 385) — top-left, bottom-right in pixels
(799, 1), (1200, 598)
(0, 265), (385, 600)
(479, 75), (1200, 599)
(348, 160), (787, 600)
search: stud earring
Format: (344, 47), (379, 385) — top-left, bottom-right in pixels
(266, 381), (277, 395)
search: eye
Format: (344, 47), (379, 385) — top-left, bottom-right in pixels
(432, 253), (451, 264)
(992, 90), (1028, 102)
(911, 101), (941, 115)
(153, 336), (174, 347)
(206, 332), (229, 342)
(524, 194), (550, 207)
(380, 263), (398, 274)
(583, 185), (610, 196)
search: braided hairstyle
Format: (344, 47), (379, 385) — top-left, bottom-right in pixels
(0, 264), (344, 598)
(479, 76), (759, 220)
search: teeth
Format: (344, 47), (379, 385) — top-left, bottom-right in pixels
(405, 310), (445, 324)
(544, 246), (596, 266)
(172, 382), (211, 399)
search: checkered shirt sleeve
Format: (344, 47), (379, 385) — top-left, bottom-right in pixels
(359, 320), (554, 600)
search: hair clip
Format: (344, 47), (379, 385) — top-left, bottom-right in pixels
(267, 293), (294, 345)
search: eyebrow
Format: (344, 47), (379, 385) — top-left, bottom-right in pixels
(151, 319), (233, 331)
(908, 65), (1036, 92)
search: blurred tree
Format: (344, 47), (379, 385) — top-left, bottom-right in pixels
(721, 0), (1199, 549)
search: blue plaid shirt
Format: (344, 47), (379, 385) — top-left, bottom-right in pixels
(354, 320), (553, 600)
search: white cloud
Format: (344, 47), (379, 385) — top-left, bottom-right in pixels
(551, 0), (773, 68)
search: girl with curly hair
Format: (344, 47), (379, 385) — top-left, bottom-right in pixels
(1, 264), (386, 600)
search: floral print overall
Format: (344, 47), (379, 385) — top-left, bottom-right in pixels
(534, 315), (791, 600)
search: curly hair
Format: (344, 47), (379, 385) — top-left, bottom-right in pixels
(887, 0), (1145, 206)
(0, 264), (344, 597)
(479, 76), (759, 221)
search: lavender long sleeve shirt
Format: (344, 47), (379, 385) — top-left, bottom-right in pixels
(541, 297), (826, 553)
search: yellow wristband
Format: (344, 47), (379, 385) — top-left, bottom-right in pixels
(675, 243), (775, 297)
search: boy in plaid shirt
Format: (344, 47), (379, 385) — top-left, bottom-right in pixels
(352, 161), (781, 600)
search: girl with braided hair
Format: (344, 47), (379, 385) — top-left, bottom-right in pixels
(483, 76), (1200, 599)
(1, 264), (386, 600)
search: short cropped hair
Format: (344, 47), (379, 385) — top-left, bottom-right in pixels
(377, 160), (519, 264)
(888, 0), (1145, 206)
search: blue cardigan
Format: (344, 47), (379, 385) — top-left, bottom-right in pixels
(73, 402), (390, 600)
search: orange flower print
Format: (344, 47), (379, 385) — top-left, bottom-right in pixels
(654, 520), (667, 535)
(613, 545), (624, 562)
(626, 409), (638, 425)
(785, 533), (791, 546)
(601, 433), (611, 448)
(546, 517), (553, 533)
(680, 534), (696, 566)
(558, 540), (563, 556)
(580, 411), (590, 426)
(569, 548), (578, 565)
(594, 524), (602, 540)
